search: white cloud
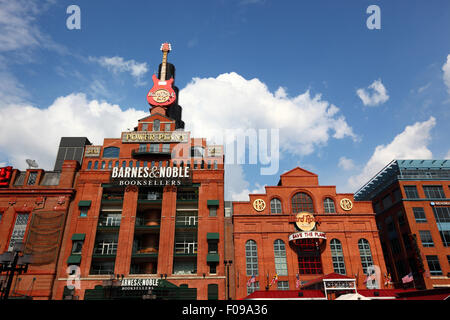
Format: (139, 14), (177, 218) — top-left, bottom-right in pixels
(356, 79), (389, 106)
(348, 117), (436, 190)
(443, 54), (450, 95)
(89, 56), (149, 85)
(225, 164), (265, 201)
(338, 156), (356, 171)
(0, 93), (147, 170)
(445, 150), (450, 159)
(179, 72), (356, 200)
(180, 72), (357, 158)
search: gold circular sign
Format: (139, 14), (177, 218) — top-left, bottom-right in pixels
(295, 212), (316, 231)
(152, 89), (170, 103)
(253, 199), (266, 212)
(340, 198), (353, 211)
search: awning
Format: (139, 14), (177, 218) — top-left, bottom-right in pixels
(78, 200), (91, 207)
(206, 233), (220, 241)
(207, 200), (219, 207)
(71, 233), (85, 241)
(206, 253), (220, 263)
(67, 255), (81, 264)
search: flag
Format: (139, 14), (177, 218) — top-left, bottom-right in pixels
(269, 274), (278, 287)
(402, 272), (413, 284)
(295, 274), (300, 289)
(247, 275), (256, 287)
(384, 273), (392, 286)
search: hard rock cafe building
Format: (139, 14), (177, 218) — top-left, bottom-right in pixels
(232, 167), (389, 300)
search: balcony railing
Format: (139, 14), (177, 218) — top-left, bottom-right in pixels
(175, 216), (198, 227)
(98, 215), (121, 227)
(93, 243), (117, 256)
(174, 242), (198, 255)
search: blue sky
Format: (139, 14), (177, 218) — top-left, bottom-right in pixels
(0, 0), (449, 200)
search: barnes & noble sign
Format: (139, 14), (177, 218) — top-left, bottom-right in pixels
(111, 166), (191, 186)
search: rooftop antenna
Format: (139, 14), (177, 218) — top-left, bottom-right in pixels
(25, 159), (38, 169)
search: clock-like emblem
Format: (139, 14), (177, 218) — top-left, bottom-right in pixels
(253, 199), (266, 212)
(340, 198), (353, 211)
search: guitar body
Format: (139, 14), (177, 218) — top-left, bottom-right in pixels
(147, 74), (176, 107)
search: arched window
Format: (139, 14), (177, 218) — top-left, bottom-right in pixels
(214, 160), (218, 170)
(270, 198), (282, 214)
(122, 161), (126, 168)
(143, 161), (148, 168)
(330, 239), (346, 275)
(358, 239), (374, 274)
(87, 161), (92, 170)
(292, 192), (314, 213)
(153, 120), (160, 131)
(108, 161), (112, 169)
(274, 240), (288, 276)
(245, 240), (258, 276)
(128, 161), (133, 168)
(101, 161), (106, 169)
(207, 160), (211, 169)
(324, 198), (336, 213)
(93, 161), (98, 169)
(103, 147), (120, 158)
(114, 161), (119, 168)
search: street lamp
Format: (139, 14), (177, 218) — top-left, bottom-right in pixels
(224, 260), (232, 300)
(0, 242), (33, 300)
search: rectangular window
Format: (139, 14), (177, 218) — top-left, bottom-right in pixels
(419, 230), (434, 247)
(8, 213), (30, 251)
(79, 207), (88, 217)
(149, 144), (159, 152)
(162, 144), (170, 153)
(209, 207), (217, 217)
(71, 241), (83, 254)
(439, 230), (450, 247)
(296, 239), (323, 275)
(423, 186), (445, 199)
(142, 123), (148, 131)
(426, 255), (442, 275)
(433, 207), (450, 223)
(404, 186), (419, 199)
(209, 264), (217, 274)
(277, 281), (289, 290)
(413, 207), (427, 223)
(165, 123), (171, 131)
(208, 242), (218, 254)
(27, 172), (38, 185)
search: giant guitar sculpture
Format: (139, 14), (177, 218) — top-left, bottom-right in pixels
(147, 43), (176, 107)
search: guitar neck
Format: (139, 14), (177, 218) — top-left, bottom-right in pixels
(160, 51), (168, 81)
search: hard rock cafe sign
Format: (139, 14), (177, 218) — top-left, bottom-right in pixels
(295, 212), (316, 231)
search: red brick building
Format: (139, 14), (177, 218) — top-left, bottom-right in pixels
(354, 160), (450, 290)
(0, 161), (78, 299)
(232, 167), (388, 300)
(52, 46), (226, 300)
